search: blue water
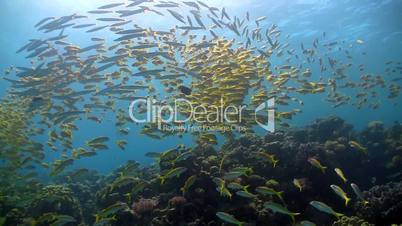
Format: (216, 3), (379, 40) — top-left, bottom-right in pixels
(1, 0), (401, 173)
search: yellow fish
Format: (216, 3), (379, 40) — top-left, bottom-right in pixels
(334, 168), (347, 183)
(308, 157), (327, 173)
(257, 152), (279, 167)
(330, 184), (351, 206)
(293, 178), (303, 192)
(349, 141), (368, 154)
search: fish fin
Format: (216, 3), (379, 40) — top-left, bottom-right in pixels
(322, 166), (327, 173)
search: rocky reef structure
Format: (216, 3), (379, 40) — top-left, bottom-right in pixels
(85, 116), (400, 226)
(1, 116), (402, 226)
(354, 181), (402, 225)
(29, 185), (83, 225)
(332, 216), (374, 226)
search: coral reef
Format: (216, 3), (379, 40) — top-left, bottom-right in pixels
(1, 116), (402, 226)
(332, 216), (374, 226)
(354, 181), (402, 225)
(29, 185), (83, 223)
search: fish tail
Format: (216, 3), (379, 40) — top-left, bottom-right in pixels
(160, 176), (165, 184)
(363, 200), (369, 206)
(335, 212), (344, 219)
(290, 215), (296, 224)
(345, 197), (351, 206)
(243, 185), (250, 192)
(277, 191), (284, 202)
(363, 148), (368, 154)
(273, 159), (279, 168)
(289, 213), (300, 225)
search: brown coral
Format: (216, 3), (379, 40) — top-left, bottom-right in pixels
(168, 196), (187, 208)
(132, 198), (157, 217)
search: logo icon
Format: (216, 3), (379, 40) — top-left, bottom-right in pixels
(254, 98), (275, 132)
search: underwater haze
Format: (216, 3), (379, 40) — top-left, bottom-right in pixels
(0, 0), (402, 225)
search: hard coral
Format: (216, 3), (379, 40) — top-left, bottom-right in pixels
(168, 196), (187, 208)
(307, 116), (353, 142)
(132, 198), (157, 217)
(354, 181), (402, 225)
(332, 216), (374, 226)
(29, 185), (82, 224)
